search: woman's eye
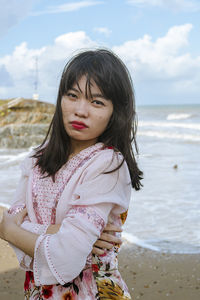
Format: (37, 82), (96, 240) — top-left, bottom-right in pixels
(92, 100), (105, 106)
(67, 92), (77, 99)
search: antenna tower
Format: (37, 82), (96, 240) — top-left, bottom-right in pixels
(33, 56), (39, 100)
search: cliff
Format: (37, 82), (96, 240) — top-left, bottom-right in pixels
(0, 98), (55, 148)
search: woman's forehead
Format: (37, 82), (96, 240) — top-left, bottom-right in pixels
(69, 75), (103, 97)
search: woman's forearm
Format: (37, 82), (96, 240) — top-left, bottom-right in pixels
(3, 215), (121, 259)
(5, 224), (60, 258)
(5, 224), (38, 258)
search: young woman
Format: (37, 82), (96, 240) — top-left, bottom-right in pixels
(0, 49), (143, 299)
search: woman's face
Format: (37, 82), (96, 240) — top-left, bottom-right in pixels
(61, 75), (113, 150)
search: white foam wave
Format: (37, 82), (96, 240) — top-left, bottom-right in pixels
(139, 121), (200, 131)
(0, 150), (29, 167)
(167, 113), (192, 120)
(122, 232), (160, 252)
(122, 232), (200, 254)
(138, 130), (200, 142)
(0, 202), (11, 209)
(139, 153), (153, 158)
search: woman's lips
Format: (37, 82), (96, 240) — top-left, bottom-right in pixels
(71, 121), (87, 130)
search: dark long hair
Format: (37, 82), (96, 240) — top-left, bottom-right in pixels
(33, 49), (143, 190)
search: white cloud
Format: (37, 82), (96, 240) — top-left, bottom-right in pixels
(0, 0), (34, 37)
(31, 1), (103, 16)
(0, 65), (13, 86)
(113, 24), (196, 79)
(127, 0), (200, 12)
(93, 27), (112, 37)
(0, 25), (200, 104)
(0, 31), (97, 102)
(112, 24), (200, 103)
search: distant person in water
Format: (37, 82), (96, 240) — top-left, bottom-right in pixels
(0, 49), (143, 299)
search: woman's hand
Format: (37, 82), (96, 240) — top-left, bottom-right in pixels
(92, 223), (122, 255)
(46, 224), (122, 255)
(0, 208), (27, 241)
(46, 224), (61, 234)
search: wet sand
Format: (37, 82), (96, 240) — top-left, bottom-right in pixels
(118, 244), (200, 300)
(0, 206), (200, 299)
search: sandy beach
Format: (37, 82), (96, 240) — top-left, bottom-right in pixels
(0, 206), (199, 300)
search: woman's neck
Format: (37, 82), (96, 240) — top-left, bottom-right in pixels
(69, 138), (98, 157)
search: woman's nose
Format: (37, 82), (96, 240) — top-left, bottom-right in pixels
(74, 99), (89, 118)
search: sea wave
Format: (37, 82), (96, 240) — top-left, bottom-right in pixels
(166, 113), (193, 120)
(122, 232), (200, 254)
(122, 232), (160, 251)
(139, 121), (200, 131)
(0, 150), (29, 168)
(138, 130), (200, 142)
(0, 202), (11, 209)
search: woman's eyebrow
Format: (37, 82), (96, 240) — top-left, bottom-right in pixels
(68, 88), (106, 100)
(69, 87), (80, 93)
(91, 93), (106, 99)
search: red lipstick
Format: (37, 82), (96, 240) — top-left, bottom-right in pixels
(71, 121), (88, 130)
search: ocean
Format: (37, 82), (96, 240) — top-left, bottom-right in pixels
(0, 104), (200, 254)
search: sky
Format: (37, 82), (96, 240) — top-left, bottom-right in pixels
(0, 0), (200, 106)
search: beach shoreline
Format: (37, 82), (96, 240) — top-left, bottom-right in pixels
(0, 206), (199, 300)
(118, 244), (200, 300)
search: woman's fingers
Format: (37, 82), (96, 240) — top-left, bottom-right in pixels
(20, 208), (28, 218)
(92, 237), (122, 254)
(16, 208), (28, 225)
(100, 232), (122, 244)
(103, 223), (122, 233)
(94, 239), (113, 250)
(92, 224), (123, 255)
(92, 247), (105, 255)
(93, 233), (122, 251)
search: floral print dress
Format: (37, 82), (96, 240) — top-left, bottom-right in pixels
(24, 213), (130, 300)
(13, 143), (132, 299)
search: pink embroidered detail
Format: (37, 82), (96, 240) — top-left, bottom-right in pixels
(67, 206), (105, 233)
(32, 143), (104, 225)
(8, 204), (26, 215)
